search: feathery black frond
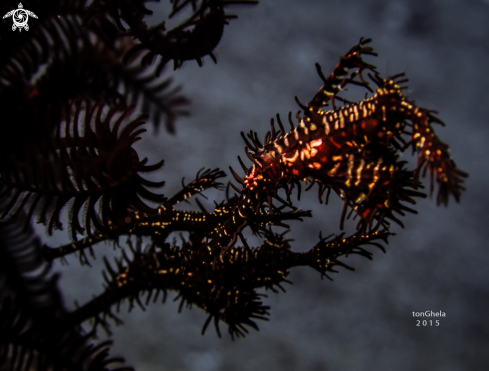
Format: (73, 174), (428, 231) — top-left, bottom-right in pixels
(0, 102), (167, 239)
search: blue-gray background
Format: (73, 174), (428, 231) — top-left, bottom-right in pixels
(38, 1), (489, 370)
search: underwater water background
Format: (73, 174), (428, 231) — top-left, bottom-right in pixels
(39, 0), (489, 370)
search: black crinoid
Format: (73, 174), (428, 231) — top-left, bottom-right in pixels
(0, 1), (467, 370)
